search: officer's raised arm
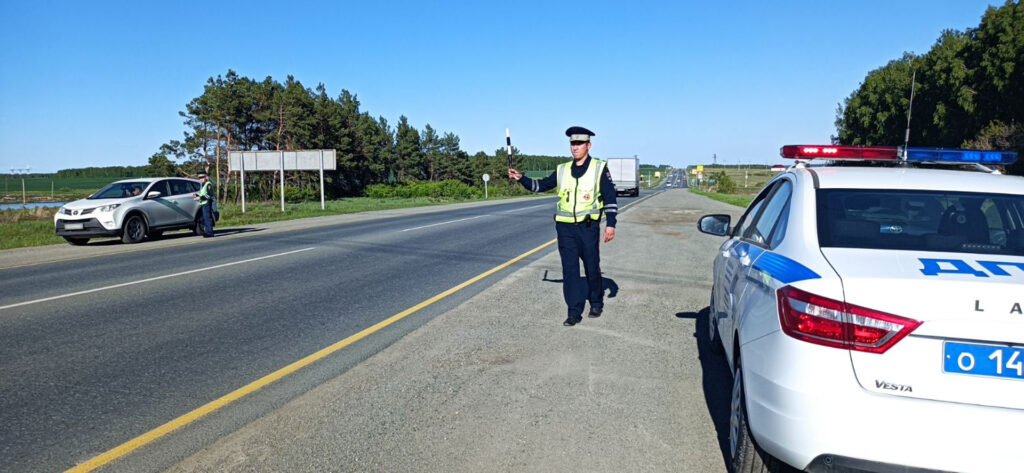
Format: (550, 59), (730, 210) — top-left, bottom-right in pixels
(513, 168), (558, 193)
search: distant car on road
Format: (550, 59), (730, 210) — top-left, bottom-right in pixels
(55, 177), (214, 245)
(698, 145), (1024, 472)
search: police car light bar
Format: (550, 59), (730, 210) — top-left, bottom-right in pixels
(780, 145), (899, 160)
(904, 147), (1018, 165)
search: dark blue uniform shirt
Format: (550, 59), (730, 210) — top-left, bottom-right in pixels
(517, 156), (618, 227)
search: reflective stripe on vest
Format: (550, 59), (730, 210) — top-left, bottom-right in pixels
(554, 158), (605, 223)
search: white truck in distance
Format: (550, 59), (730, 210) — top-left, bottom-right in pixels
(606, 157), (640, 197)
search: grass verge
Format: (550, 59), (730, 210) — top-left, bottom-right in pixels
(688, 189), (754, 208)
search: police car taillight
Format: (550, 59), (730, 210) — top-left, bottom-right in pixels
(780, 145), (899, 160)
(777, 286), (921, 354)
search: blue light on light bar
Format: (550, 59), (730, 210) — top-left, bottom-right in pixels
(905, 147), (1018, 165)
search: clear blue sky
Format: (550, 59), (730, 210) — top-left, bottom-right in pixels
(0, 0), (999, 173)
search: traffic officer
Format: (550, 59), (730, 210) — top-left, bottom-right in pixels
(193, 172), (214, 238)
(508, 126), (618, 326)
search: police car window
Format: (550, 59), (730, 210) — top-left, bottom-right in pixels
(761, 181), (792, 248)
(733, 182), (778, 238)
(817, 189), (1024, 257)
(743, 180), (792, 247)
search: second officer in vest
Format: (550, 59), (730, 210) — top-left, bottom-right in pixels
(508, 126), (618, 326)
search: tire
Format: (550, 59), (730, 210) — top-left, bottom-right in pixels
(121, 215), (147, 244)
(707, 288), (725, 355)
(730, 358), (788, 473)
(192, 213), (204, 236)
(63, 237), (89, 246)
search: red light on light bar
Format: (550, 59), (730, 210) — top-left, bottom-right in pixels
(780, 145), (899, 160)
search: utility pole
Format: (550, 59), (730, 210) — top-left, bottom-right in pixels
(12, 166), (30, 205)
(713, 153), (717, 166)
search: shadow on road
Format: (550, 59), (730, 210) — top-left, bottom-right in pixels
(676, 307), (732, 468)
(147, 227), (264, 242)
(541, 270), (619, 300)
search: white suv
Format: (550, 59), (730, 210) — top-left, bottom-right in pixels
(698, 145), (1024, 472)
(55, 177), (211, 245)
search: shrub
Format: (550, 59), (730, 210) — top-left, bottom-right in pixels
(272, 186), (318, 203)
(365, 180), (483, 199)
(710, 171), (737, 194)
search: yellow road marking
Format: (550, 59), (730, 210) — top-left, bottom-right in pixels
(66, 239), (558, 473)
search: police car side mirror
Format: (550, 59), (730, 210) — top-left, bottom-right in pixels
(146, 191), (162, 199)
(698, 214), (731, 236)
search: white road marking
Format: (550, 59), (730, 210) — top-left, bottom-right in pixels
(400, 215), (487, 232)
(0, 248), (316, 312)
(500, 203), (549, 213)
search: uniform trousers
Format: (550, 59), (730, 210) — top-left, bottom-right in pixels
(200, 204), (214, 237)
(555, 221), (603, 317)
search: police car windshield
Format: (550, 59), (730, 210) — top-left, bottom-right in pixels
(89, 182), (148, 199)
(817, 189), (1024, 257)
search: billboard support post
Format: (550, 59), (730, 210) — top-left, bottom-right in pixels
(240, 153), (246, 213)
(228, 150), (337, 213)
(319, 150), (325, 210)
(279, 151), (285, 212)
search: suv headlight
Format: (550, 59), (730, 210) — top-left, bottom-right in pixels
(97, 203), (121, 213)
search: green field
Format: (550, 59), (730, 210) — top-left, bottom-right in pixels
(687, 166), (777, 195)
(1, 176), (113, 203)
(1, 176), (112, 192)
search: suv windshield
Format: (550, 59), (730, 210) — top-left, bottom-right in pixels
(817, 189), (1024, 256)
(89, 182), (148, 199)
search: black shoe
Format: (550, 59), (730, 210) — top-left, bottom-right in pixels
(563, 316), (582, 326)
(588, 306), (603, 318)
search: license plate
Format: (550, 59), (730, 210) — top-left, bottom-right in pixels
(64, 222), (84, 230)
(944, 342), (1024, 380)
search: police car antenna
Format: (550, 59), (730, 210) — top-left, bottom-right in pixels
(900, 65), (917, 164)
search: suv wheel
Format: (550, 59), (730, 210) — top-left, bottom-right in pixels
(121, 215), (147, 244)
(63, 236), (89, 246)
(192, 213), (204, 236)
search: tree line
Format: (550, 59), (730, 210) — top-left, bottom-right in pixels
(147, 70), (589, 202)
(835, 0), (1023, 175)
(54, 166), (148, 178)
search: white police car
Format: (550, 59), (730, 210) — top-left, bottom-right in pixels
(698, 145), (1024, 472)
(55, 177), (210, 245)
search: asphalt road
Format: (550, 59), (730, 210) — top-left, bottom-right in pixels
(156, 185), (745, 473)
(2, 191), (662, 472)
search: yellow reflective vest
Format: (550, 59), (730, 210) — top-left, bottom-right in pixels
(555, 158), (606, 223)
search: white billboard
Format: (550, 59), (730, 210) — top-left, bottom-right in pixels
(228, 150), (336, 171)
(226, 149), (337, 212)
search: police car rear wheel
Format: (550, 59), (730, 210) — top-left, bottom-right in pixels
(121, 215), (146, 244)
(730, 358), (789, 473)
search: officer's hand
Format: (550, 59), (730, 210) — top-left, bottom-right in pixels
(508, 168), (522, 181)
(604, 226), (615, 243)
